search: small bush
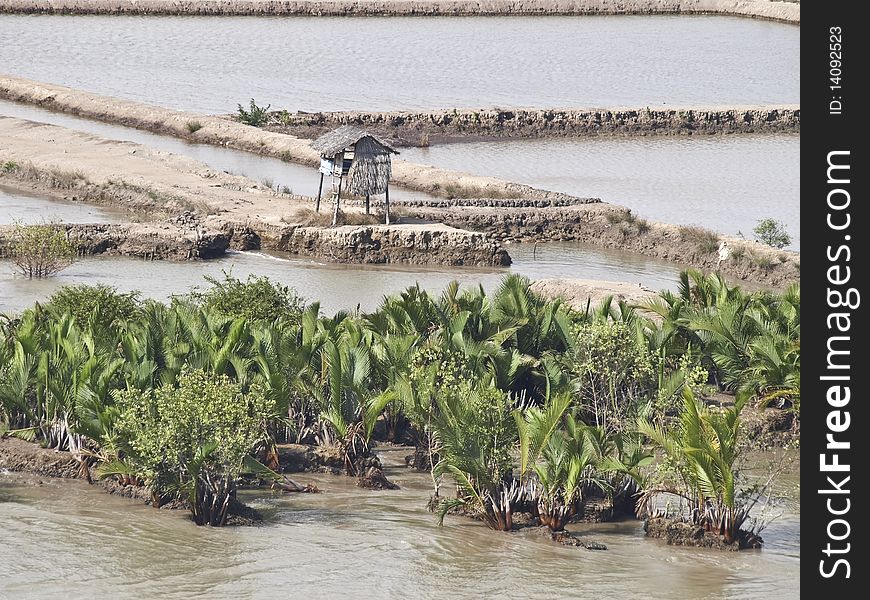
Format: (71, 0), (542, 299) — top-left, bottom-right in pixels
(114, 369), (271, 526)
(186, 120), (203, 134)
(237, 99), (271, 127)
(753, 218), (791, 249)
(11, 223), (77, 279)
(277, 110), (294, 126)
(2, 161), (18, 173)
(281, 185), (293, 195)
(679, 225), (720, 254)
(44, 284), (141, 328)
(750, 253), (775, 271)
(190, 271), (304, 323)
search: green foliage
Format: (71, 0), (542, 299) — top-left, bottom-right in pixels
(236, 98), (271, 127)
(186, 120), (203, 134)
(1, 270), (799, 534)
(753, 218), (791, 249)
(10, 223), (77, 278)
(277, 109), (294, 126)
(114, 369), (270, 525)
(638, 388), (756, 543)
(432, 383), (519, 530)
(43, 284), (141, 330)
(190, 271), (304, 324)
(567, 322), (656, 429)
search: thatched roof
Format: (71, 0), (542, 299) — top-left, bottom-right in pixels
(346, 136), (392, 196)
(310, 125), (398, 157)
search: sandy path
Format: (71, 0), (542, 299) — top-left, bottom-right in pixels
(0, 116), (303, 226)
(529, 278), (657, 311)
(0, 0), (800, 23)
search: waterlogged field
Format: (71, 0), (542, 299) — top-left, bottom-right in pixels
(0, 15), (799, 112)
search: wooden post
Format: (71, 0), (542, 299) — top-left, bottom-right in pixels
(384, 185), (391, 225)
(365, 194), (370, 215)
(332, 177), (343, 227)
(315, 172), (324, 212)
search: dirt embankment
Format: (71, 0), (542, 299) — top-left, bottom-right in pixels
(270, 106), (800, 147)
(0, 0), (801, 23)
(0, 436), (82, 479)
(0, 75), (579, 204)
(0, 80), (800, 285)
(0, 117), (511, 267)
(401, 201), (800, 287)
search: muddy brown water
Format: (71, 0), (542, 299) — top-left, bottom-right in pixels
(0, 15), (799, 112)
(0, 447), (799, 599)
(0, 243), (694, 315)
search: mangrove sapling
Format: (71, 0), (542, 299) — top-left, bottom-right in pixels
(236, 99), (271, 127)
(567, 321), (657, 431)
(10, 222), (77, 279)
(189, 271), (304, 324)
(112, 369), (271, 525)
(44, 284), (142, 332)
(752, 218), (791, 249)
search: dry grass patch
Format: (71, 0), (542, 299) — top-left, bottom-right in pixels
(678, 225), (720, 253)
(291, 208), (381, 227)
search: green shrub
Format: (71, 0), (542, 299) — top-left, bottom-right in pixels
(236, 99), (271, 127)
(44, 284), (141, 328)
(114, 369), (270, 525)
(190, 272), (303, 323)
(753, 218), (791, 249)
(277, 109), (294, 126)
(11, 223), (77, 279)
(186, 120), (203, 134)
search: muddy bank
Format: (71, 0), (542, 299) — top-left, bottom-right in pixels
(0, 221), (231, 261)
(283, 224), (510, 267)
(645, 516), (763, 550)
(402, 202), (800, 287)
(0, 75), (577, 203)
(0, 0), (801, 22)
(270, 106), (800, 147)
(0, 117), (511, 267)
(530, 278), (657, 311)
(0, 436), (82, 479)
(0, 84), (800, 284)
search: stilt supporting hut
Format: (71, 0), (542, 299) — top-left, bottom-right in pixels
(310, 125), (399, 226)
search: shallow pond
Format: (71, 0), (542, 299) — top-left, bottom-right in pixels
(403, 134), (801, 250)
(0, 15), (799, 112)
(0, 183), (126, 225)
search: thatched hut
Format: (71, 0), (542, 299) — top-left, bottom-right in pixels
(310, 125), (399, 226)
